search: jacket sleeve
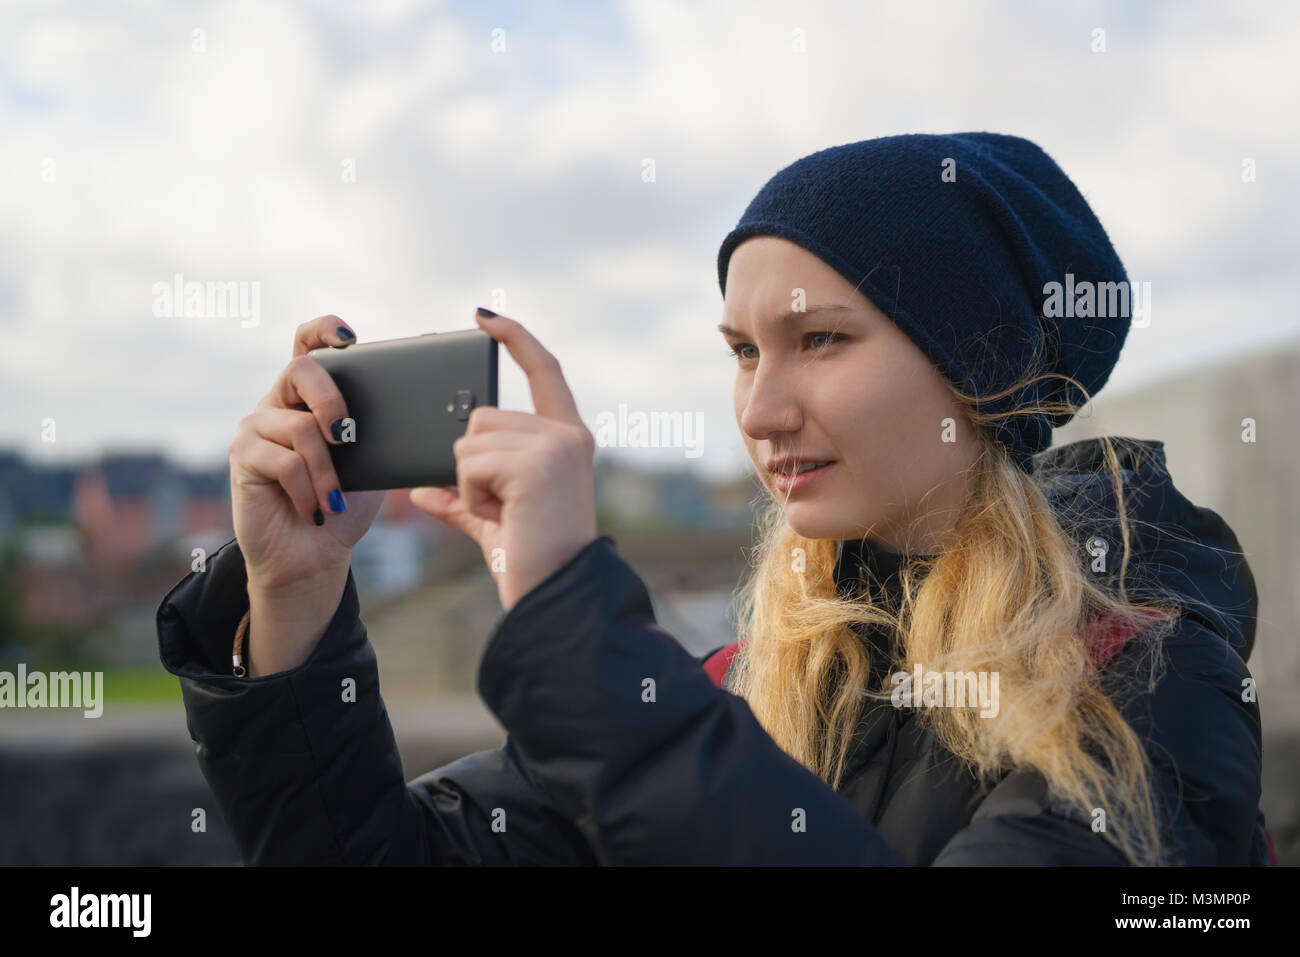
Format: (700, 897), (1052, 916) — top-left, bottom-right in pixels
(476, 534), (908, 865)
(932, 615), (1266, 866)
(156, 536), (597, 866)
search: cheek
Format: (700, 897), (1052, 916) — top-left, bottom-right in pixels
(818, 378), (896, 455)
(832, 381), (950, 476)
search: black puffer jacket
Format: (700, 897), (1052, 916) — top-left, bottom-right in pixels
(157, 436), (1272, 865)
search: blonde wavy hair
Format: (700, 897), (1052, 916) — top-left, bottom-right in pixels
(725, 367), (1192, 867)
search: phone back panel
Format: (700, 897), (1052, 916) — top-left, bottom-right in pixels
(309, 329), (498, 491)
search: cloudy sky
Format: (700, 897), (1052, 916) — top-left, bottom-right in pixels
(3, 0), (1297, 480)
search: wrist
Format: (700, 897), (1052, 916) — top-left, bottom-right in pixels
(245, 565), (350, 677)
(245, 557), (350, 601)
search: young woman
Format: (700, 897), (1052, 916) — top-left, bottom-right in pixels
(158, 132), (1272, 866)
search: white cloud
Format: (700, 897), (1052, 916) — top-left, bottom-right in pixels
(0, 0), (1295, 479)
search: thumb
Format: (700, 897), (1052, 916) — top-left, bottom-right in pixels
(410, 486), (475, 536)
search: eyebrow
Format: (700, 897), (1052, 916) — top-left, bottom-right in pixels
(717, 304), (856, 339)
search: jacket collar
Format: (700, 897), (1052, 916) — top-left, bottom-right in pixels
(834, 536), (930, 602)
(1036, 436), (1258, 660)
(831, 436), (1258, 661)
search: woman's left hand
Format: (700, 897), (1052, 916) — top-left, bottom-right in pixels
(410, 309), (598, 613)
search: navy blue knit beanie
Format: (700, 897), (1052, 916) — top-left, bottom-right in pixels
(716, 132), (1133, 475)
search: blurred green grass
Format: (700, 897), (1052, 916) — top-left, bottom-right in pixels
(100, 667), (183, 705)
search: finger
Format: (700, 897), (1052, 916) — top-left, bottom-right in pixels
(246, 407), (348, 515)
(453, 431), (535, 455)
(231, 427), (324, 525)
(461, 410), (592, 476)
(474, 310), (582, 425)
(255, 354), (352, 450)
(293, 314), (357, 357)
(463, 406), (549, 437)
(452, 431), (532, 516)
(454, 449), (516, 524)
(409, 485), (491, 537)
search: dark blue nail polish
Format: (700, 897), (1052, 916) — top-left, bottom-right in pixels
(476, 307), (498, 318)
(313, 508), (324, 526)
(330, 418), (346, 442)
(329, 489), (347, 513)
(336, 326), (355, 340)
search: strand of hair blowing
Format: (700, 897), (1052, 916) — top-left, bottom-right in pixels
(727, 378), (1185, 866)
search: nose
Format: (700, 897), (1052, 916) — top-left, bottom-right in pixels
(738, 360), (803, 442)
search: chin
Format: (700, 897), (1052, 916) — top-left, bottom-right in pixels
(782, 508), (853, 542)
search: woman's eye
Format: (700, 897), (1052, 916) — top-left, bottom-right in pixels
(727, 334), (843, 363)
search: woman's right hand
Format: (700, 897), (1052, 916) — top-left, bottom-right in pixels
(228, 315), (386, 674)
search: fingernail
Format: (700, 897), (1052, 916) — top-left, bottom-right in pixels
(330, 417), (346, 442)
(336, 325), (356, 340)
(329, 489), (347, 513)
(313, 508), (324, 526)
(476, 307), (498, 318)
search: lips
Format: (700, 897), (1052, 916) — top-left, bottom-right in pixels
(783, 461), (831, 475)
(769, 459), (837, 493)
(767, 457), (836, 476)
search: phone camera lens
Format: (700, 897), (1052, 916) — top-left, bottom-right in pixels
(454, 389), (473, 421)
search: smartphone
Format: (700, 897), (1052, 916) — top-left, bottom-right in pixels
(308, 329), (498, 491)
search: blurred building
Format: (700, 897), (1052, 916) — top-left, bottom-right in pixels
(0, 451), (231, 630)
(594, 457), (756, 530)
(351, 521), (425, 599)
